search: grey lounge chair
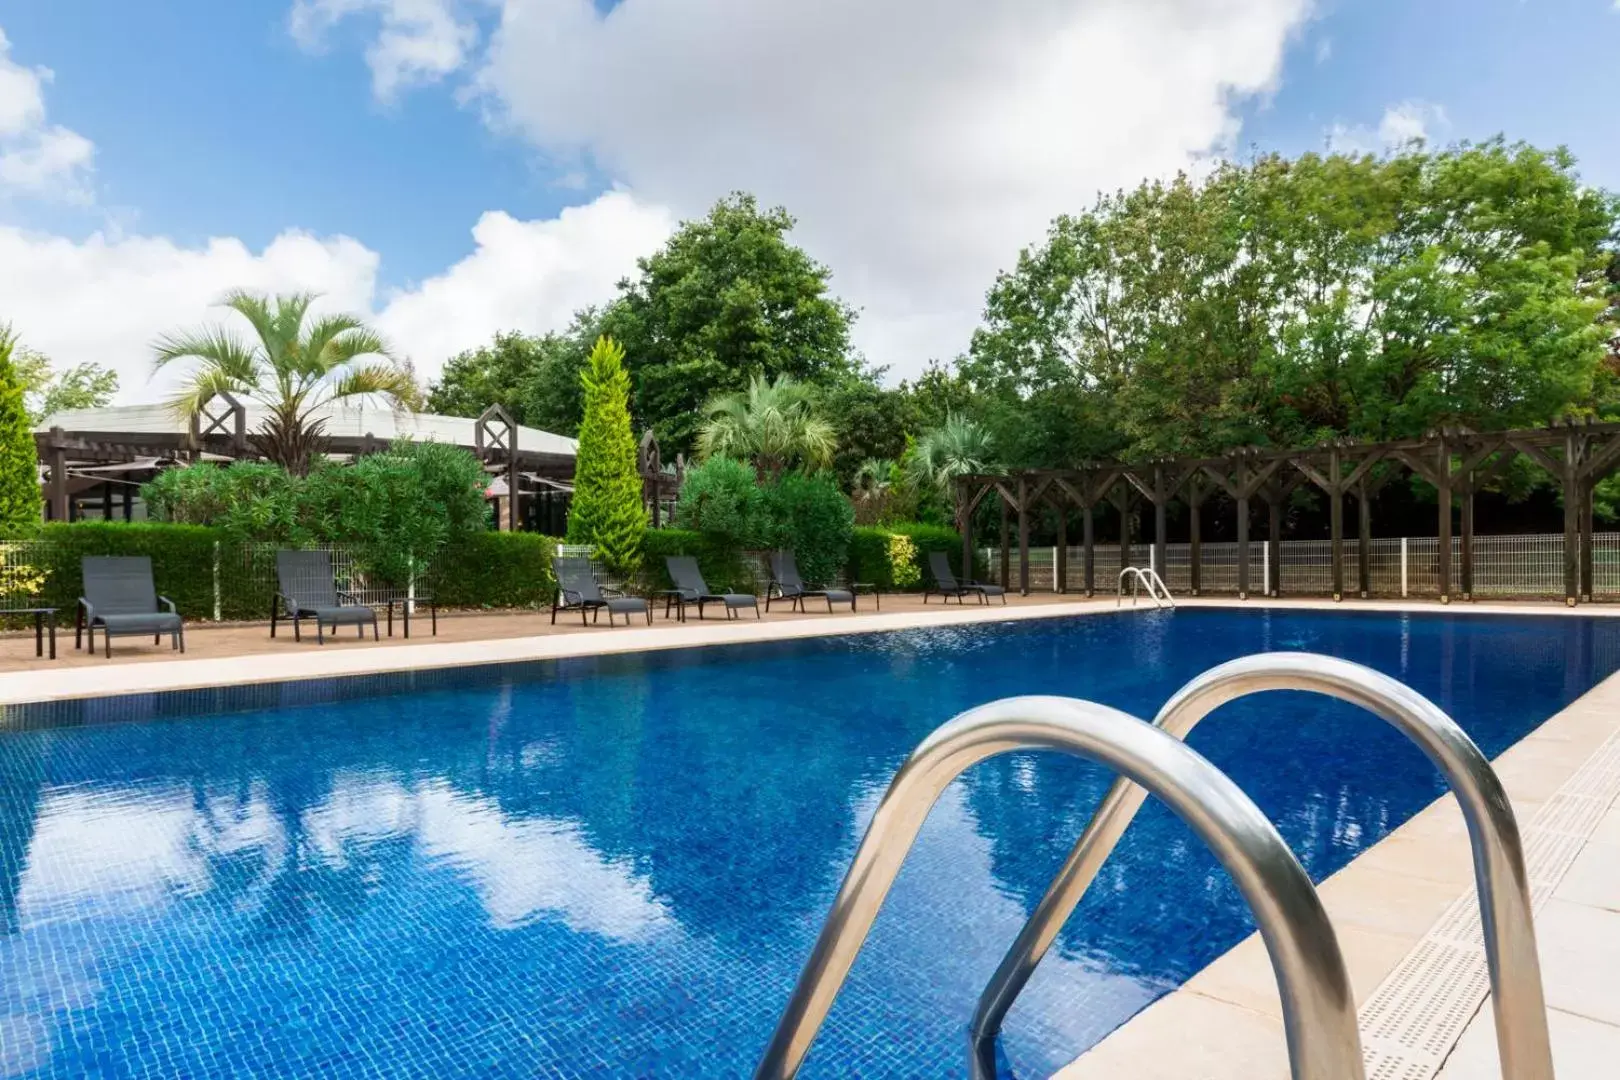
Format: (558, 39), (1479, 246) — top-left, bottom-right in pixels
(272, 549), (378, 644)
(926, 551), (1006, 605)
(767, 550), (854, 613)
(665, 556), (759, 620)
(552, 557), (650, 626)
(76, 556), (184, 658)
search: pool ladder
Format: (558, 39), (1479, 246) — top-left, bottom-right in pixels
(755, 653), (1553, 1080)
(1118, 566), (1174, 608)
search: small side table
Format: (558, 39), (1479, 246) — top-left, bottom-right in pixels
(383, 595), (437, 639)
(657, 590), (689, 623)
(0, 608), (57, 659)
(850, 583), (881, 611)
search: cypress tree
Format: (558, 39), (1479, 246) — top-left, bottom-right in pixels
(567, 336), (646, 577)
(0, 328), (40, 532)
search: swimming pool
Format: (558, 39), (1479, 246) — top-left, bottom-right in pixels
(1, 608), (1616, 1078)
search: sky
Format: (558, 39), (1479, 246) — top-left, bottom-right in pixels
(0, 0), (1616, 406)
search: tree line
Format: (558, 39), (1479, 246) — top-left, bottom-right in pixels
(429, 142), (1619, 490)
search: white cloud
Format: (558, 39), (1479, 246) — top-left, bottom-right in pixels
(0, 27), (93, 199)
(1327, 99), (1447, 155)
(374, 190), (674, 369)
(463, 0), (1316, 375)
(0, 189), (670, 405)
(290, 0), (483, 100)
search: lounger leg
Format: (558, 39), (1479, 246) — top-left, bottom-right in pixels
(551, 591), (559, 625)
(271, 602), (278, 638)
(179, 626), (185, 653)
(644, 606), (651, 626)
(105, 629), (111, 659)
(754, 603), (760, 620)
(317, 620), (325, 645)
(372, 615), (379, 641)
(293, 614), (301, 643)
(154, 633), (160, 644)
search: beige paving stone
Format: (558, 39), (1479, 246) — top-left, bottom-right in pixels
(1052, 990), (1289, 1080)
(1316, 863), (1474, 939)
(1435, 1006), (1620, 1080)
(1591, 803), (1620, 847)
(1552, 836), (1620, 913)
(1182, 923), (1415, 1021)
(1533, 898), (1620, 1026)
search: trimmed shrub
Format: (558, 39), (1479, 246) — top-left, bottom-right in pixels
(763, 471), (853, 586)
(674, 457), (769, 550)
(431, 532), (558, 609)
(29, 522), (245, 619)
(639, 527), (752, 592)
(849, 523), (963, 589)
(566, 336), (646, 577)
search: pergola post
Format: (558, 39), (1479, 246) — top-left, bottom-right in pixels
(1055, 502), (1068, 594)
(1580, 478), (1595, 601)
(1116, 485), (1132, 572)
(1152, 464), (1168, 580)
(476, 405), (520, 532)
(1082, 502), (1095, 597)
(1016, 477), (1030, 596)
(47, 426), (67, 522)
(1563, 429), (1580, 606)
(1329, 447), (1344, 602)
(1357, 478), (1372, 599)
(1460, 485), (1475, 601)
(1436, 434), (1452, 603)
(1235, 459), (1251, 600)
(999, 496), (1010, 589)
(1187, 476), (1202, 597)
(1266, 489), (1282, 598)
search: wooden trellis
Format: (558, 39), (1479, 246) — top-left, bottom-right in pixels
(956, 421), (1620, 605)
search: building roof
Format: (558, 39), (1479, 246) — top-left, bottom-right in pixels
(35, 402), (577, 460)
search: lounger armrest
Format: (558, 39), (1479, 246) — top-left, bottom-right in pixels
(336, 590), (364, 605)
(78, 597), (95, 621)
(556, 586), (585, 605)
(157, 596), (178, 615)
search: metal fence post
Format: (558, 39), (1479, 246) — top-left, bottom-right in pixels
(1263, 540), (1271, 597)
(1400, 537), (1409, 598)
(213, 541), (222, 622)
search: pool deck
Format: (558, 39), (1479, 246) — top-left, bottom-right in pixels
(1, 593), (1617, 1077)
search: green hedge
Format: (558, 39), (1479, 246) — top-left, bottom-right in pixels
(848, 523), (963, 589)
(430, 532), (558, 609)
(639, 528), (753, 592)
(27, 522), (261, 619)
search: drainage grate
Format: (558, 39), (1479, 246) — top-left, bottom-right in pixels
(1352, 724), (1620, 1079)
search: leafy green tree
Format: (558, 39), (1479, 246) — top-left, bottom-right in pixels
(696, 374), (836, 482)
(821, 372), (915, 486)
(967, 141), (1619, 465)
(603, 193), (858, 451)
(0, 328), (40, 530)
(8, 340), (119, 424)
(425, 312), (600, 436)
(763, 470), (855, 586)
(153, 290), (421, 475)
(567, 336), (646, 576)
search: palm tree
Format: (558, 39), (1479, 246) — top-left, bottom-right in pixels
(153, 291), (420, 475)
(850, 457), (897, 524)
(908, 414), (997, 524)
(695, 374), (836, 482)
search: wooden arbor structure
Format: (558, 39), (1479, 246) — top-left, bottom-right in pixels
(955, 421), (1620, 606)
(37, 395), (577, 527)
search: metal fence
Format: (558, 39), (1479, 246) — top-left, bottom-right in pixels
(982, 531), (1620, 600)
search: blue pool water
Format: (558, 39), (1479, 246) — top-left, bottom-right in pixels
(1, 609), (1618, 1078)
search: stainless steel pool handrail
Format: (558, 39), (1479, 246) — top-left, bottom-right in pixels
(755, 696), (1365, 1080)
(1118, 566), (1174, 608)
(970, 653), (1553, 1080)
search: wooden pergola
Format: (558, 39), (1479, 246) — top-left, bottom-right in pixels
(955, 421), (1620, 605)
(36, 395), (577, 527)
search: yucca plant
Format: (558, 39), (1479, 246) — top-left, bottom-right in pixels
(153, 291), (420, 475)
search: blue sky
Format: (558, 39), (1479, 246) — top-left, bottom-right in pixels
(0, 0), (1616, 399)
